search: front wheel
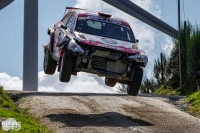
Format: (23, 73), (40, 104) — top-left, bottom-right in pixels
(43, 48), (57, 75)
(59, 52), (73, 82)
(127, 67), (143, 96)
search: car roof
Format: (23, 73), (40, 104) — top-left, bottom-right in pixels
(67, 8), (130, 28)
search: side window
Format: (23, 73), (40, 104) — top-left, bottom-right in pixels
(61, 12), (73, 24)
(66, 14), (76, 30)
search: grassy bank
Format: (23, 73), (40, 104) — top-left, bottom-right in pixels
(187, 91), (200, 117)
(154, 85), (181, 96)
(0, 86), (52, 133)
(154, 85), (200, 117)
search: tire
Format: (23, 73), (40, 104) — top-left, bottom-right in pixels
(105, 77), (116, 87)
(50, 33), (55, 53)
(59, 52), (73, 82)
(43, 48), (57, 75)
(127, 67), (143, 96)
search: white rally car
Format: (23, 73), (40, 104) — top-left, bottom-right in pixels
(43, 7), (148, 96)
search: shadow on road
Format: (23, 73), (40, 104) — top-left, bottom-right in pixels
(46, 112), (153, 127)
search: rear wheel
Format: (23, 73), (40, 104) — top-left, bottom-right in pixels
(105, 77), (116, 87)
(43, 48), (57, 75)
(127, 67), (143, 96)
(59, 52), (73, 82)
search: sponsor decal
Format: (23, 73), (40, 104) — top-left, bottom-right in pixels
(97, 44), (124, 51)
(87, 15), (122, 25)
(101, 38), (118, 44)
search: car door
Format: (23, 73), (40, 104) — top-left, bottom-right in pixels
(53, 12), (74, 58)
(59, 12), (77, 45)
(60, 12), (77, 41)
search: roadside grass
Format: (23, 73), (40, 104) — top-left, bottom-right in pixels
(154, 85), (181, 96)
(154, 85), (200, 118)
(186, 91), (200, 117)
(0, 86), (53, 133)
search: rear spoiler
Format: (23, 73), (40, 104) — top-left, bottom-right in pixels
(66, 7), (86, 10)
(63, 7), (86, 16)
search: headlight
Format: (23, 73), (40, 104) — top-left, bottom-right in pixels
(68, 40), (85, 54)
(132, 43), (138, 50)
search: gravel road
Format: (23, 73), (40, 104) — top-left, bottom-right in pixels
(7, 91), (200, 133)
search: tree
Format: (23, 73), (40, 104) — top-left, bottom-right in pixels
(164, 39), (180, 88)
(140, 76), (157, 94)
(187, 25), (200, 75)
(153, 52), (168, 86)
(164, 21), (191, 88)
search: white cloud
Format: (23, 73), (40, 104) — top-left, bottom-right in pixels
(131, 0), (161, 18)
(0, 72), (117, 93)
(38, 71), (116, 93)
(0, 72), (22, 90)
(161, 36), (173, 56)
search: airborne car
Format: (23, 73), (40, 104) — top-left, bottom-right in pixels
(43, 7), (148, 96)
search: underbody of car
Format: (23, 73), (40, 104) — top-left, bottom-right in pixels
(43, 7), (148, 96)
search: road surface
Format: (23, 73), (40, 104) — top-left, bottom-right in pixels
(7, 91), (200, 133)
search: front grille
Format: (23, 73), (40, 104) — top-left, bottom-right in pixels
(107, 61), (127, 74)
(91, 56), (127, 74)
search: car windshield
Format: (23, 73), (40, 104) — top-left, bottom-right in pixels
(75, 17), (136, 43)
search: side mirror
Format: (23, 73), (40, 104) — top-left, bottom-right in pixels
(136, 39), (139, 43)
(47, 28), (54, 35)
(60, 25), (68, 30)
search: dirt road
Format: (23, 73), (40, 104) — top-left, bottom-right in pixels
(7, 91), (200, 133)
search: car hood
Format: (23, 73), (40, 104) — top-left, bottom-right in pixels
(74, 32), (139, 54)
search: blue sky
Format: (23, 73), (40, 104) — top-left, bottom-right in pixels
(0, 0), (75, 78)
(0, 0), (200, 92)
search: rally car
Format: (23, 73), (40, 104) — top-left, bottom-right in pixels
(43, 7), (148, 96)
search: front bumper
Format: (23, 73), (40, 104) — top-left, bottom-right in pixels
(128, 52), (148, 64)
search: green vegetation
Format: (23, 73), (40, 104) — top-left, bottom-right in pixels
(0, 86), (52, 133)
(154, 85), (181, 96)
(140, 21), (200, 117)
(186, 91), (200, 117)
(154, 85), (193, 96)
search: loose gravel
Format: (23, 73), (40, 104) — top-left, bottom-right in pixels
(6, 91), (200, 133)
